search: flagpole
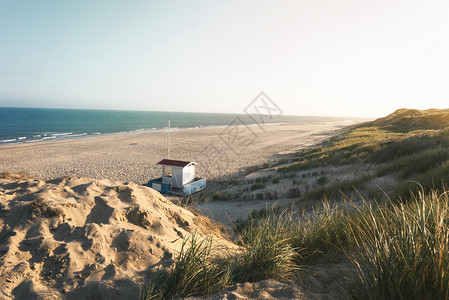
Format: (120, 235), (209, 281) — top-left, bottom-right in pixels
(168, 120), (170, 158)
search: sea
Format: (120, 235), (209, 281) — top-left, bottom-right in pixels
(0, 107), (348, 145)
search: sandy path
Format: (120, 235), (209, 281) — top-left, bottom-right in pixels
(0, 120), (364, 184)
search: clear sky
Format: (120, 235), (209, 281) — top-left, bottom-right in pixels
(0, 0), (448, 117)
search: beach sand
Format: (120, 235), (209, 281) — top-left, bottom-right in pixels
(0, 174), (234, 299)
(0, 120), (363, 184)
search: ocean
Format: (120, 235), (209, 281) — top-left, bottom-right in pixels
(0, 107), (346, 145)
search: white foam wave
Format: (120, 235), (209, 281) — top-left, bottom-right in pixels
(69, 133), (87, 137)
(41, 136), (56, 140)
(52, 132), (73, 136)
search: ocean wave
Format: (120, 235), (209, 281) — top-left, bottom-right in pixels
(41, 136), (56, 140)
(33, 134), (41, 138)
(52, 132), (73, 136)
(0, 139), (16, 143)
(17, 137), (27, 140)
(69, 133), (87, 137)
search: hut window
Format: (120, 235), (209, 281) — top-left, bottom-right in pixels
(163, 166), (172, 177)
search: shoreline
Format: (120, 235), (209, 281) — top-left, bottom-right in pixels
(0, 116), (366, 147)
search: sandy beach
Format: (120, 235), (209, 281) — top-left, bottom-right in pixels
(0, 120), (364, 184)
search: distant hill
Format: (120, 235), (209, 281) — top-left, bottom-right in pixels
(370, 108), (449, 129)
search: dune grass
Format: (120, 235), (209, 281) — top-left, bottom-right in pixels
(280, 126), (449, 175)
(146, 109), (449, 298)
(303, 174), (374, 201)
(350, 190), (449, 299)
(144, 234), (228, 299)
(230, 209), (298, 282)
(144, 210), (297, 299)
(146, 189), (449, 299)
(277, 111), (449, 202)
(249, 191), (449, 299)
(375, 146), (449, 179)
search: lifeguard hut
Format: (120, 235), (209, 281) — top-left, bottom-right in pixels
(147, 159), (206, 197)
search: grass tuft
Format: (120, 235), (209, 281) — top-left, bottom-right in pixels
(144, 233), (229, 299)
(350, 190), (449, 299)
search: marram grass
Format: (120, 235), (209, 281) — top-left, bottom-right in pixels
(144, 210), (298, 299)
(350, 190), (449, 299)
(145, 189), (449, 299)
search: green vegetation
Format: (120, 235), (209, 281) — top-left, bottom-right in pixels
(250, 182), (266, 191)
(245, 163), (270, 174)
(304, 174), (373, 200)
(212, 191), (226, 201)
(255, 175), (272, 183)
(145, 211), (296, 299)
(375, 146), (449, 178)
(144, 234), (226, 299)
(147, 190), (449, 299)
(231, 209), (297, 282)
(316, 175), (328, 186)
(147, 109), (449, 298)
(211, 191), (242, 201)
(352, 190), (449, 299)
(277, 109), (449, 201)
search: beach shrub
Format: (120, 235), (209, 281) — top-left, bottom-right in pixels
(304, 175), (373, 201)
(287, 187), (301, 198)
(211, 191), (233, 201)
(250, 182), (265, 191)
(212, 191), (223, 201)
(255, 175), (271, 183)
(316, 175), (328, 186)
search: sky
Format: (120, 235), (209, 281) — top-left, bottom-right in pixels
(0, 0), (448, 118)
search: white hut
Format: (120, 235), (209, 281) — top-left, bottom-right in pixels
(156, 159), (197, 188)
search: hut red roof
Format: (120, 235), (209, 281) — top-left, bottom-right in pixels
(156, 159), (196, 168)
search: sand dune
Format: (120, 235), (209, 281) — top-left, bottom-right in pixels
(0, 173), (231, 299)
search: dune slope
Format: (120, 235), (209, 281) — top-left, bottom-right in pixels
(0, 173), (228, 299)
